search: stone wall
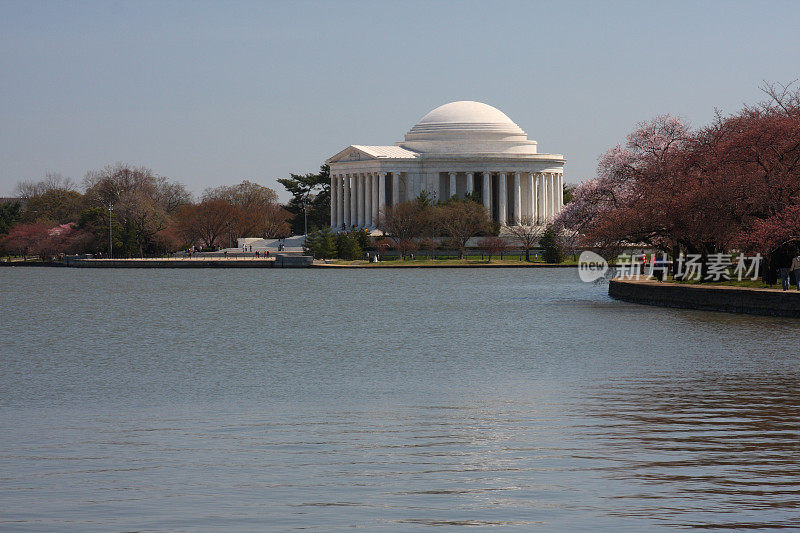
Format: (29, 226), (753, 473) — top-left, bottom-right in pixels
(65, 254), (312, 269)
(609, 279), (800, 318)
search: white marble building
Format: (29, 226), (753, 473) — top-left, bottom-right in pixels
(326, 101), (565, 230)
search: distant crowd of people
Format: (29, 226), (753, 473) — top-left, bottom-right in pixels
(180, 238), (290, 258)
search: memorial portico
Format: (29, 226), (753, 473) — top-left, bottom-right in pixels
(326, 101), (566, 229)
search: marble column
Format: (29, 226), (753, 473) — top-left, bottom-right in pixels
(340, 176), (346, 228)
(548, 173), (555, 220)
(365, 174), (373, 228)
(351, 175), (358, 227)
(544, 173), (550, 220)
(466, 172), (474, 195)
(371, 173), (379, 227)
(330, 175), (337, 228)
(513, 172), (521, 225)
(543, 173), (550, 221)
(541, 173), (547, 222)
(357, 174), (365, 227)
(353, 174), (360, 228)
(498, 172), (507, 225)
(482, 171), (491, 216)
(551, 173), (558, 219)
(378, 172), (387, 220)
(557, 173), (563, 212)
(527, 172), (535, 224)
(362, 174), (369, 227)
(392, 172), (400, 206)
(537, 173), (545, 224)
(336, 177), (344, 230)
(351, 175), (358, 228)
(344, 175), (352, 228)
(364, 174), (370, 226)
(449, 172), (457, 199)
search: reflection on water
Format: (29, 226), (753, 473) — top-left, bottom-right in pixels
(1, 268), (800, 530)
(582, 374), (800, 529)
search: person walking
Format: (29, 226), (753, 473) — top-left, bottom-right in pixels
(780, 267), (790, 291)
(792, 254), (800, 290)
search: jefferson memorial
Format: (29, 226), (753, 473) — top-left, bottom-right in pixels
(326, 100), (565, 229)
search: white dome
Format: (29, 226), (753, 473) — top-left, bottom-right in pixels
(399, 101), (537, 155)
(411, 101), (524, 135)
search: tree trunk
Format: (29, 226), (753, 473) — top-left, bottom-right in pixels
(699, 249), (709, 282)
(671, 244), (680, 280)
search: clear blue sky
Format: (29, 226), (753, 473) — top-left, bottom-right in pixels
(1, 0), (798, 200)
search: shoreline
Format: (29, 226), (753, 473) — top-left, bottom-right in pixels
(312, 262), (579, 268)
(1, 256), (311, 268)
(2, 258), (588, 269)
(609, 278), (800, 318)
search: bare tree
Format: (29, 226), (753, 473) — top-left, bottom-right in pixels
(261, 204), (293, 238)
(758, 80), (800, 114)
(435, 201), (491, 259)
(477, 236), (508, 262)
(21, 189), (83, 224)
(203, 181), (281, 240)
(14, 173), (81, 224)
(115, 192), (169, 257)
(155, 178), (192, 214)
(396, 238), (419, 260)
(176, 199), (235, 249)
(380, 200), (431, 243)
(505, 216), (543, 261)
(15, 172), (76, 200)
(83, 164), (155, 206)
(82, 164), (188, 256)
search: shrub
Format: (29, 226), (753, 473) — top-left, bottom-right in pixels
(303, 227), (337, 259)
(336, 231), (362, 260)
(540, 227), (565, 263)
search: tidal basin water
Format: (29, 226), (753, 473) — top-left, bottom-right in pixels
(2, 268), (800, 531)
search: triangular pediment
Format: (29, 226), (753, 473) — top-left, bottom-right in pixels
(326, 145), (419, 164)
(326, 146), (377, 164)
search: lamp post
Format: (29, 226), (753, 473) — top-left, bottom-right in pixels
(302, 194), (310, 238)
(108, 202), (113, 259)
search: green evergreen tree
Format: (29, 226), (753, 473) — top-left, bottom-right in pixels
(320, 228), (337, 258)
(77, 207), (123, 255)
(0, 201), (22, 235)
(336, 232), (362, 260)
(353, 228), (372, 252)
(303, 227), (337, 259)
(463, 191), (482, 204)
(540, 227), (565, 264)
(416, 190), (435, 207)
(277, 164), (330, 235)
(302, 229), (321, 258)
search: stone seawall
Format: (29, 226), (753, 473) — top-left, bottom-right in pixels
(65, 254), (312, 268)
(609, 279), (800, 318)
